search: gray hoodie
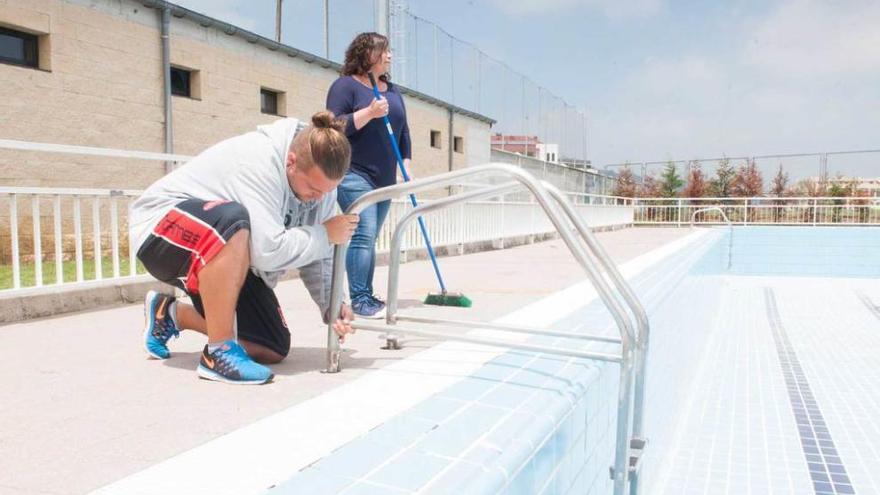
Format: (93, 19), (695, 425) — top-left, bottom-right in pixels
(129, 118), (337, 314)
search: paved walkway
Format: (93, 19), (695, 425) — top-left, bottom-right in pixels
(0, 228), (689, 495)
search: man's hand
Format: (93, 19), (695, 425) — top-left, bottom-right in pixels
(332, 303), (355, 343)
(323, 214), (359, 245)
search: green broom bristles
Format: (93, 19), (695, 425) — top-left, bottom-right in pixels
(424, 291), (472, 308)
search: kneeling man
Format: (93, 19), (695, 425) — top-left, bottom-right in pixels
(129, 112), (357, 385)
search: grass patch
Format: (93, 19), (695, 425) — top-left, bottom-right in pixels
(0, 257), (145, 290)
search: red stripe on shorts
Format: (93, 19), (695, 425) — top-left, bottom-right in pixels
(153, 208), (227, 294)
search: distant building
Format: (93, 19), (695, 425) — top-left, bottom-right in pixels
(536, 143), (559, 164)
(491, 134), (541, 157)
(826, 177), (880, 197)
(559, 157), (592, 170)
(0, 0), (494, 190)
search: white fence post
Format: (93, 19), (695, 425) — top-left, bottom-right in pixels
(676, 199), (682, 227)
(73, 197), (84, 282)
(32, 196), (42, 287)
(10, 195), (21, 289)
(92, 197), (102, 281)
(54, 195), (63, 284)
(129, 199), (137, 277)
(110, 197), (120, 278)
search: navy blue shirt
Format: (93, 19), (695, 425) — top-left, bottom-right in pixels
(326, 76), (412, 188)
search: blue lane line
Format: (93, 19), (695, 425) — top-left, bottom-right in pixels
(764, 288), (855, 495)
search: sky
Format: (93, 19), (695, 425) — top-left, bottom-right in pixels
(170, 0), (880, 178)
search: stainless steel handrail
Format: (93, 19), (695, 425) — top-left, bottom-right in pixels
(540, 182), (651, 494)
(690, 206), (731, 226)
(691, 207), (733, 269)
(352, 321), (623, 362)
(325, 163), (640, 495)
(393, 315), (622, 344)
(382, 170), (642, 493)
(390, 180), (651, 491)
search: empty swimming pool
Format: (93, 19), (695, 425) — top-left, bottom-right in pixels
(270, 226), (880, 495)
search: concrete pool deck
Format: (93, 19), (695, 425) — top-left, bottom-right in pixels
(0, 227), (691, 495)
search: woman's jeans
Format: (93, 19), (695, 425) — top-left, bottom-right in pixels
(336, 172), (391, 305)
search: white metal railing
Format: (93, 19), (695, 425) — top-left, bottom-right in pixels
(633, 196), (880, 226)
(2, 187), (151, 291)
(1, 186), (633, 293)
(377, 195), (633, 254)
(0, 139), (191, 292)
(0, 140), (634, 294)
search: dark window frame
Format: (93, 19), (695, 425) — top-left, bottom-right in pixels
(0, 26), (39, 69)
(260, 88), (279, 115)
(430, 130), (442, 149)
(170, 66), (192, 98)
(453, 136), (464, 154)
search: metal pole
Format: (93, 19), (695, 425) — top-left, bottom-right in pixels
(375, 0), (389, 36)
(161, 7), (173, 174)
(322, 0), (329, 59)
(432, 24), (438, 95)
(275, 0), (282, 42)
(583, 111), (589, 163)
(449, 37), (455, 104)
(521, 76), (526, 145)
(475, 51), (481, 112)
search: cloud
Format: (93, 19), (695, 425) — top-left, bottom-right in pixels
(489, 0), (663, 19)
(590, 0), (880, 178)
(741, 0), (880, 80)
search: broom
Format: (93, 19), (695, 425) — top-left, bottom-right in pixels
(367, 73), (471, 308)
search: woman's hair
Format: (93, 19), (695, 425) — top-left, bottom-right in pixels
(341, 32), (390, 83)
(293, 111), (351, 180)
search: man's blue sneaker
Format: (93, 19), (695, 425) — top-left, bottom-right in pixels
(197, 341), (274, 385)
(143, 290), (180, 359)
(352, 297), (386, 319)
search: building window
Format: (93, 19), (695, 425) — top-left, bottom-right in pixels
(453, 136), (464, 154)
(0, 27), (39, 68)
(170, 66), (192, 97)
(430, 130), (442, 149)
(261, 88), (282, 115)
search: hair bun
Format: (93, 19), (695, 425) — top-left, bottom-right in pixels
(312, 110), (333, 128)
(312, 110), (347, 134)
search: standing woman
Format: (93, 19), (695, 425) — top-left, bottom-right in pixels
(327, 32), (411, 319)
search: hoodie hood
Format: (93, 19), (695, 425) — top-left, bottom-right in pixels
(256, 117), (308, 165)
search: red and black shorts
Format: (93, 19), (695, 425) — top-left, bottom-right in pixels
(137, 199), (291, 357)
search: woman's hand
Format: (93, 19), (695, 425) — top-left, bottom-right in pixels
(368, 97), (389, 120)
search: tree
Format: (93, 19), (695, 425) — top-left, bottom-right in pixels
(682, 161), (707, 198)
(658, 161), (684, 198)
(795, 178), (826, 224)
(636, 173), (662, 221)
(639, 173), (661, 197)
(795, 178), (826, 197)
(613, 166), (639, 197)
(827, 176), (851, 223)
(770, 164), (788, 197)
(709, 157), (735, 197)
(731, 158), (764, 197)
(769, 164), (789, 222)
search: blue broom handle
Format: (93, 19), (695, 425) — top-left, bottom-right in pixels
(367, 74), (447, 294)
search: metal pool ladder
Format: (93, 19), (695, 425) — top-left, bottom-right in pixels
(324, 163), (651, 495)
(690, 206), (733, 269)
